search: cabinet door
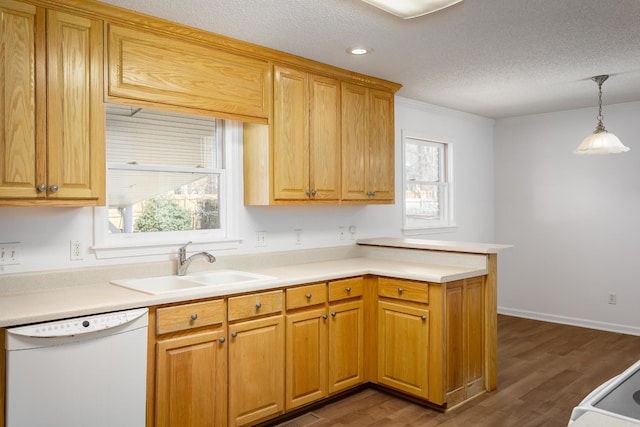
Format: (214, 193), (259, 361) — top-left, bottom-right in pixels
(377, 300), (429, 399)
(108, 25), (269, 120)
(309, 74), (340, 200)
(341, 82), (368, 200)
(47, 10), (105, 202)
(285, 307), (328, 410)
(368, 89), (394, 201)
(329, 299), (364, 393)
(273, 66), (309, 200)
(156, 329), (227, 427)
(0, 0), (43, 199)
(228, 315), (285, 427)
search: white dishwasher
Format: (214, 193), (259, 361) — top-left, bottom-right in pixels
(5, 307), (148, 427)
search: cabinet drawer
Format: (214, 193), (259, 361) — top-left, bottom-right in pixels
(377, 277), (429, 304)
(228, 290), (283, 321)
(156, 299), (225, 335)
(286, 283), (327, 310)
(329, 277), (364, 301)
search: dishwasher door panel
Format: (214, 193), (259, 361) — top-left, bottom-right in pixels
(5, 309), (148, 427)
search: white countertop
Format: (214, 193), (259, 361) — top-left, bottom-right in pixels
(357, 238), (513, 254)
(0, 256), (486, 328)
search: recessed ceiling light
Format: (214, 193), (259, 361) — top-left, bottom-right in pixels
(347, 47), (372, 55)
(361, 0), (464, 19)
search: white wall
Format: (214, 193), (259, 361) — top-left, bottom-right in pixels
(0, 96), (495, 275)
(495, 101), (640, 334)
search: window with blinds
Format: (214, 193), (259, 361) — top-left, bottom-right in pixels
(105, 104), (224, 235)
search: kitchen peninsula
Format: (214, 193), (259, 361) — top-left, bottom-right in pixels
(1, 239), (510, 427)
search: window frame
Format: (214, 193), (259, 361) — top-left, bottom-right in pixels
(93, 119), (242, 259)
(401, 131), (456, 234)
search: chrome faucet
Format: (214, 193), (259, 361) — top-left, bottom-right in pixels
(177, 242), (216, 276)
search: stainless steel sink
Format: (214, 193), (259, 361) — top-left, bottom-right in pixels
(111, 270), (276, 295)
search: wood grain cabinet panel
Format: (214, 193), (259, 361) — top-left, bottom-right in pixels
(445, 277), (485, 406)
(285, 307), (328, 410)
(0, 0), (40, 199)
(0, 1), (104, 205)
(377, 300), (429, 399)
(228, 315), (285, 427)
(328, 299), (364, 393)
(107, 24), (270, 121)
(341, 82), (394, 202)
(155, 329), (227, 427)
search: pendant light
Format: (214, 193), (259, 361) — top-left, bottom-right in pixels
(574, 75), (629, 154)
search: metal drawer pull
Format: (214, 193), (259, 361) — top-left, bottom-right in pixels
(255, 302), (262, 309)
(331, 312), (337, 317)
(231, 332), (238, 338)
(190, 313), (198, 321)
(306, 293), (312, 299)
(219, 337), (225, 343)
(421, 315), (427, 321)
(397, 287), (404, 294)
(345, 287), (352, 293)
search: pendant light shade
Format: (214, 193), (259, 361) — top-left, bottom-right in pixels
(574, 75), (629, 155)
(361, 0), (463, 19)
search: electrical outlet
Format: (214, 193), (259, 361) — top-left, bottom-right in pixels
(0, 242), (21, 265)
(294, 229), (302, 245)
(608, 293), (617, 305)
(70, 240), (83, 261)
(256, 231), (267, 247)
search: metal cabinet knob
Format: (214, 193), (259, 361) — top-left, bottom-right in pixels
(306, 190), (311, 197)
(190, 313), (198, 321)
(231, 332), (238, 338)
(37, 184), (47, 192)
(345, 287), (352, 293)
(421, 315), (427, 321)
(306, 293), (312, 299)
(219, 337), (226, 344)
(321, 314), (328, 320)
(310, 189), (317, 196)
(49, 184), (58, 193)
(397, 287), (404, 294)
(255, 302), (262, 309)
(367, 191), (376, 197)
(331, 312), (337, 317)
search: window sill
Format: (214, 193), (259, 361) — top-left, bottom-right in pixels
(92, 237), (242, 259)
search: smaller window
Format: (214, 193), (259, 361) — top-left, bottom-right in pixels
(402, 133), (454, 231)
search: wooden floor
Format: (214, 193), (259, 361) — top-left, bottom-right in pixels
(302, 315), (640, 427)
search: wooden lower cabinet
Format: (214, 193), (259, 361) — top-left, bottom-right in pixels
(228, 315), (285, 427)
(377, 300), (429, 399)
(285, 307), (328, 410)
(156, 329), (227, 427)
(150, 299), (227, 427)
(328, 299), (364, 393)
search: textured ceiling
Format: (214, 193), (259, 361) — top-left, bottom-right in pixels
(99, 0), (640, 119)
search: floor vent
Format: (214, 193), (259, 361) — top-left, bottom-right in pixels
(274, 412), (322, 427)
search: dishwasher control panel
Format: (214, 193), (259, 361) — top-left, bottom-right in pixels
(7, 307), (148, 338)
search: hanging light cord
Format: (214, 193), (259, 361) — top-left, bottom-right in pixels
(593, 75), (608, 133)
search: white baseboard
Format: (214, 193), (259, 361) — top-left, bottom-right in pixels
(498, 306), (640, 336)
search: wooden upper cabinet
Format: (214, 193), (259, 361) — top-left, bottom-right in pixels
(341, 82), (394, 202)
(0, 1), (105, 206)
(107, 24), (270, 122)
(0, 0), (40, 200)
(272, 65), (340, 202)
(47, 10), (105, 203)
